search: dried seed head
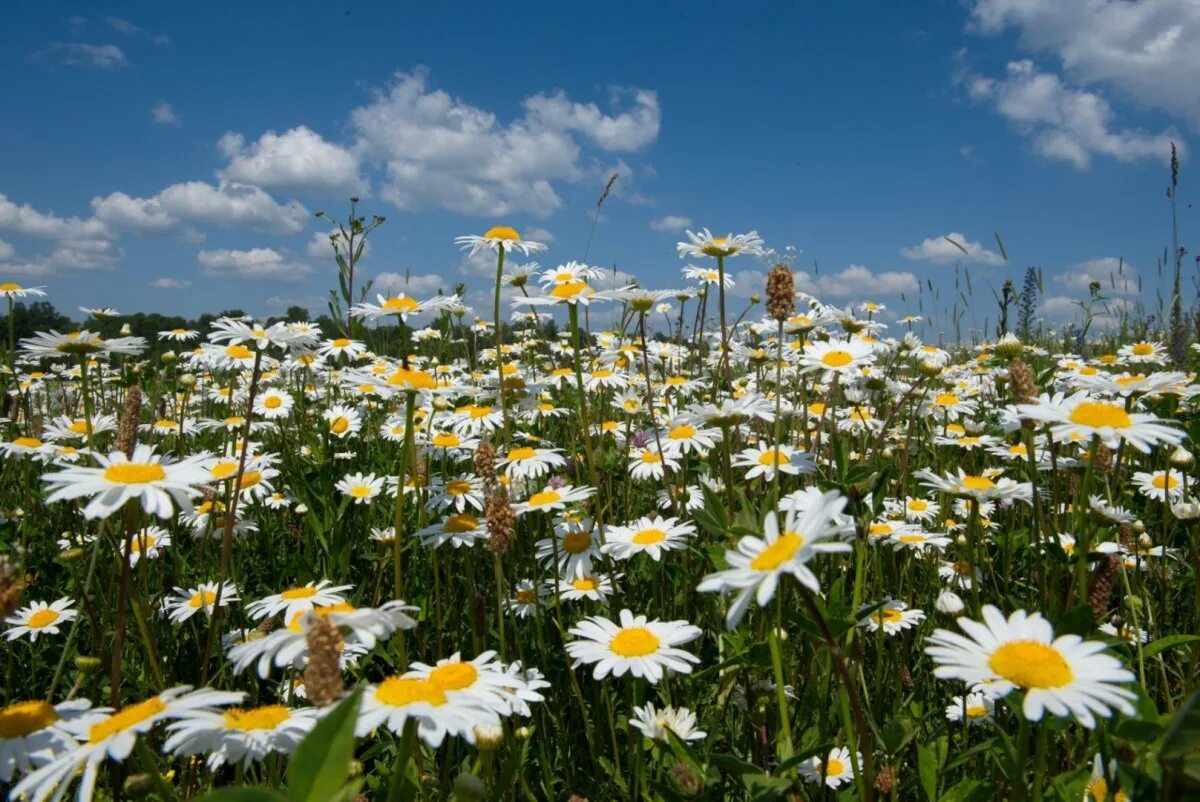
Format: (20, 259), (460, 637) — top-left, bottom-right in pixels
(1093, 443), (1114, 476)
(1007, 358), (1037, 406)
(0, 557), (25, 619)
(303, 614), (345, 707)
(898, 662), (915, 691)
(875, 765), (899, 794)
(1087, 554), (1121, 620)
(474, 442), (497, 488)
(115, 385), (143, 458)
(484, 490), (516, 554)
(765, 264), (795, 322)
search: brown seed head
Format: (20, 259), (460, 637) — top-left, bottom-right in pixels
(115, 385), (143, 458)
(474, 441), (497, 488)
(1007, 358), (1037, 406)
(484, 490), (516, 554)
(1087, 554), (1121, 620)
(765, 264), (795, 322)
(303, 614), (345, 706)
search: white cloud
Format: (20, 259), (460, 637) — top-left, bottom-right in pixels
(809, 264), (920, 298)
(350, 68), (660, 217)
(965, 59), (1178, 168)
(105, 16), (170, 45)
(524, 226), (554, 244)
(901, 231), (1006, 266)
(0, 239), (12, 260)
(522, 88), (660, 151)
(218, 127), (362, 196)
(1054, 257), (1140, 295)
(93, 182), (308, 234)
(197, 248), (312, 281)
(38, 42), (126, 68)
(0, 193), (111, 241)
(50, 239), (120, 269)
(970, 0), (1200, 127)
(151, 102), (180, 125)
(90, 192), (177, 233)
(151, 277), (191, 289)
(650, 215), (692, 232)
(371, 271), (449, 297)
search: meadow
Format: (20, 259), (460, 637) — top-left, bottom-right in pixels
(0, 210), (1198, 802)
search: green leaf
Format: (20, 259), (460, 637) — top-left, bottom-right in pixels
(1142, 634), (1200, 660)
(194, 790), (288, 802)
(1161, 690), (1200, 761)
(288, 689), (362, 802)
(917, 736), (949, 802)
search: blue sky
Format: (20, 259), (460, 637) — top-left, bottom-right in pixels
(0, 1), (1194, 338)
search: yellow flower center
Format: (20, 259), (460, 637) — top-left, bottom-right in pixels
(826, 758), (845, 776)
(330, 416), (350, 434)
(908, 500), (928, 511)
(27, 609), (60, 628)
(103, 463), (166, 484)
(444, 514), (479, 533)
(433, 433), (461, 447)
(0, 700), (59, 737)
(571, 577), (599, 591)
(13, 436), (42, 448)
(375, 677), (446, 707)
(1152, 474), (1179, 490)
(528, 490), (561, 507)
(508, 447), (537, 461)
(562, 531), (592, 553)
(0, 283), (22, 292)
(446, 480), (472, 496)
(609, 627), (660, 657)
(280, 586), (319, 600)
(428, 661), (478, 691)
(821, 350), (853, 368)
(640, 450), (662, 464)
(961, 475), (994, 491)
(550, 281), (592, 299)
(873, 608), (903, 624)
(897, 534), (925, 544)
(387, 368), (436, 389)
(189, 590), (218, 608)
(484, 226), (520, 241)
(632, 528), (666, 545)
(211, 461), (239, 480)
(68, 420), (89, 434)
(222, 705), (290, 731)
(225, 345), (253, 360)
(383, 296), (421, 313)
(965, 705), (989, 719)
(988, 640), (1073, 688)
(1069, 402), (1132, 429)
(1131, 342), (1153, 356)
(935, 393), (960, 406)
(516, 588), (537, 604)
(750, 532), (805, 570)
(350, 484), (374, 498)
(757, 449), (786, 466)
(468, 405), (493, 419)
(263, 396), (283, 409)
(89, 697), (166, 743)
(668, 424), (696, 440)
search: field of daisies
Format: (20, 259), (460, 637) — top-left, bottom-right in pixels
(1, 220), (1198, 802)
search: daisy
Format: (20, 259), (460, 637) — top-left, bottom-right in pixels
(566, 609), (701, 683)
(5, 598), (77, 642)
(630, 703), (707, 743)
(656, 483), (704, 512)
(945, 693), (994, 726)
(351, 292), (459, 322)
(415, 513), (488, 549)
(253, 388), (295, 419)
(914, 468), (1031, 504)
(659, 417), (719, 456)
(158, 327), (199, 342)
(164, 581), (239, 624)
(164, 704), (319, 769)
(601, 515), (694, 562)
(496, 445), (566, 480)
(514, 483), (595, 515)
(10, 687), (243, 802)
(0, 282), (47, 299)
(889, 495), (940, 523)
(799, 746), (859, 789)
(337, 471), (384, 504)
(0, 698), (99, 783)
(505, 580), (545, 619)
(323, 404), (362, 439)
(552, 573), (617, 602)
(888, 529), (952, 553)
(1132, 469), (1185, 502)
(247, 580), (354, 621)
(798, 338), (875, 376)
(732, 443), (815, 481)
(628, 446), (679, 481)
(676, 228), (764, 260)
(1098, 621), (1150, 645)
(317, 337), (366, 361)
(536, 517), (601, 578)
(697, 491), (851, 629)
(426, 475), (485, 514)
(1117, 340), (1167, 364)
(42, 444), (212, 520)
(859, 599), (926, 635)
(404, 651), (528, 717)
(925, 605), (1137, 728)
(1017, 391), (1183, 452)
(119, 525), (171, 566)
(455, 226), (548, 258)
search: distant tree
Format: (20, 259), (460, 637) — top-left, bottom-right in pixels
(1, 301), (75, 340)
(285, 305), (311, 323)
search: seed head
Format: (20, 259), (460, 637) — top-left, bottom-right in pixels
(766, 264), (795, 322)
(302, 614), (345, 706)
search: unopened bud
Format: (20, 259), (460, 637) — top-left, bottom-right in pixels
(179, 373), (197, 388)
(935, 590), (965, 615)
(1170, 446), (1194, 469)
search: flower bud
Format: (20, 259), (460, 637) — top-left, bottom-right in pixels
(473, 724), (504, 750)
(935, 590), (965, 615)
(179, 373), (197, 388)
(1170, 446), (1194, 469)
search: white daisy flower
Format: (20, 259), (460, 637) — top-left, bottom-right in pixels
(630, 703), (707, 743)
(566, 609), (701, 684)
(601, 515), (695, 562)
(4, 598), (77, 642)
(42, 444), (212, 520)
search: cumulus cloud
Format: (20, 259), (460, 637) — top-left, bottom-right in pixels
(93, 182), (308, 235)
(37, 42), (127, 68)
(151, 277), (191, 289)
(106, 16), (170, 45)
(963, 59), (1178, 168)
(650, 215), (692, 232)
(0, 193), (111, 241)
(524, 226), (554, 244)
(901, 231), (1006, 266)
(371, 271), (449, 297)
(197, 248), (312, 281)
(0, 239), (13, 260)
(1054, 257), (1140, 295)
(970, 0), (1200, 127)
(728, 265), (917, 301)
(151, 102), (180, 125)
(350, 68), (660, 217)
(0, 195), (120, 275)
(218, 127), (363, 196)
